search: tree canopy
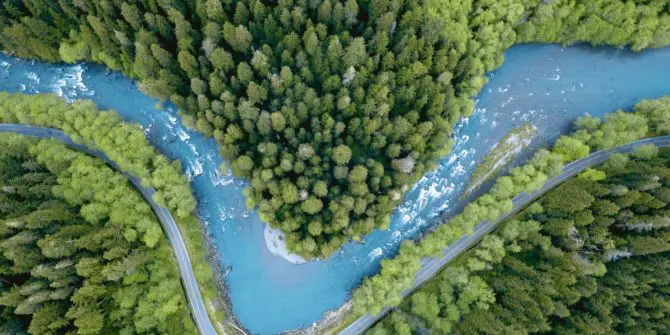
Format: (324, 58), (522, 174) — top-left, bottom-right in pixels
(0, 93), (224, 329)
(2, 0), (666, 258)
(353, 96), (670, 316)
(369, 123), (670, 335)
(0, 135), (195, 334)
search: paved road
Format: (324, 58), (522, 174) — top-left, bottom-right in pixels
(0, 124), (217, 335)
(339, 135), (670, 335)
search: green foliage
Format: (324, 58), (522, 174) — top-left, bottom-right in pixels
(465, 124), (535, 194)
(553, 135), (590, 161)
(0, 135), (195, 334)
(332, 145), (352, 166)
(0, 0), (667, 259)
(59, 40), (89, 64)
(516, 0), (670, 51)
(0, 93), (223, 329)
(0, 0), (493, 258)
(632, 143), (659, 159)
(370, 136), (670, 335)
(354, 97), (670, 317)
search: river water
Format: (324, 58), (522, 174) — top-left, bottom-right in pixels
(1, 44), (670, 334)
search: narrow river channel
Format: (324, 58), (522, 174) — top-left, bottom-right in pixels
(2, 44), (670, 334)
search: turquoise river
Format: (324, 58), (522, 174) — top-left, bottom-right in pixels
(1, 44), (670, 334)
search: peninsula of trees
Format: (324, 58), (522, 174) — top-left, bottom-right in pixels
(2, 0), (668, 258)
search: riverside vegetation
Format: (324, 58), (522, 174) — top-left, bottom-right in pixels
(0, 134), (195, 334)
(0, 93), (225, 329)
(369, 126), (670, 334)
(352, 97), (670, 316)
(2, 0), (668, 258)
(464, 123), (536, 195)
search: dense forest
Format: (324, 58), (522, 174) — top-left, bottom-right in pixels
(368, 142), (670, 334)
(0, 134), (195, 334)
(352, 97), (670, 314)
(0, 92), (225, 327)
(2, 0), (667, 258)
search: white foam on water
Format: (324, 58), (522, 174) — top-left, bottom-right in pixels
(368, 247), (383, 260)
(435, 201), (449, 213)
(462, 134), (470, 143)
(415, 182), (441, 211)
(178, 129), (191, 141)
(191, 158), (204, 178)
(187, 143), (198, 155)
(160, 116), (174, 131)
(26, 72), (40, 84)
(472, 107), (486, 116)
(450, 163), (466, 177)
(447, 154), (458, 165)
(391, 230), (402, 242)
(210, 168), (235, 187)
(51, 65), (94, 101)
(400, 211), (412, 225)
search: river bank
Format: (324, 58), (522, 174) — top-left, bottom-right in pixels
(464, 123), (536, 195)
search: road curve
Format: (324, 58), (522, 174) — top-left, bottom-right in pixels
(339, 135), (670, 335)
(0, 124), (217, 335)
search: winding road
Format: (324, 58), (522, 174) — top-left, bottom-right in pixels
(338, 135), (670, 335)
(6, 123), (670, 335)
(0, 124), (217, 335)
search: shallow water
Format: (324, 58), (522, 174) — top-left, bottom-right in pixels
(2, 44), (670, 334)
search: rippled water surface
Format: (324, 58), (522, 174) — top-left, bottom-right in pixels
(2, 44), (670, 334)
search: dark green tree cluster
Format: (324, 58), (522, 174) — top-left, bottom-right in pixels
(353, 97), (670, 315)
(369, 141), (670, 335)
(0, 135), (195, 334)
(1, 1), (668, 258)
(0, 92), (224, 327)
(1, 0), (460, 258)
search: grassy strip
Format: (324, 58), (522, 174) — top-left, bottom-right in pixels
(464, 124), (536, 195)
